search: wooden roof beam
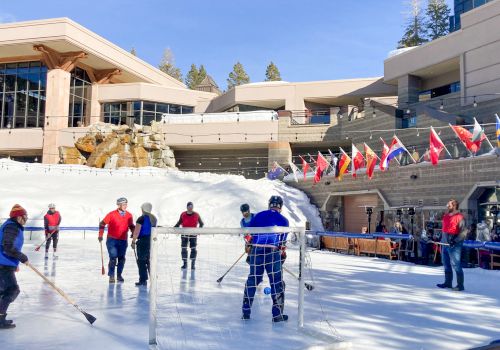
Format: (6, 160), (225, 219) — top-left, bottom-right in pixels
(33, 44), (87, 72)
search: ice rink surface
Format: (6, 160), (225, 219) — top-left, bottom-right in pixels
(1, 233), (499, 350)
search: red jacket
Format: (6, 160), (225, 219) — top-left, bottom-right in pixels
(442, 212), (465, 235)
(44, 211), (61, 234)
(99, 210), (135, 241)
(174, 211), (204, 228)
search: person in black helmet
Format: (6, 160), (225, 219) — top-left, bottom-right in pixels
(240, 203), (255, 264)
(241, 195), (289, 323)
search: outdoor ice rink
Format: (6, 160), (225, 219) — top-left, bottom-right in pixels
(2, 233), (499, 350)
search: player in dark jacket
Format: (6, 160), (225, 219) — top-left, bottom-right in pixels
(0, 204), (29, 329)
(241, 196), (289, 323)
(174, 202), (204, 270)
(44, 203), (61, 259)
(131, 203), (157, 287)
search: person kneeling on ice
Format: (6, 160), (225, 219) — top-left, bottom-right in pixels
(174, 202), (204, 270)
(131, 203), (157, 287)
(0, 204), (29, 329)
(241, 195), (289, 323)
(44, 203), (61, 259)
(98, 198), (135, 283)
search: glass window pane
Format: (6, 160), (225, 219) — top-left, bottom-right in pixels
(27, 95), (38, 116)
(181, 106), (194, 114)
(143, 102), (155, 111)
(142, 111), (154, 126)
(14, 116), (25, 128)
(26, 117), (37, 127)
(4, 93), (15, 116)
(156, 103), (168, 113)
(133, 101), (141, 111)
(169, 104), (181, 114)
(15, 92), (27, 116)
(5, 75), (16, 92)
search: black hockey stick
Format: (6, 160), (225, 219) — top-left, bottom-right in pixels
(27, 262), (96, 324)
(283, 265), (314, 291)
(216, 251), (246, 283)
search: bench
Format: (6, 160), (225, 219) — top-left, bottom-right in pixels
(322, 236), (355, 254)
(356, 238), (397, 259)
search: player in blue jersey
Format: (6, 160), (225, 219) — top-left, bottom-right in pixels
(241, 196), (289, 322)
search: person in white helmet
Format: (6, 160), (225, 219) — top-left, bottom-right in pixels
(43, 203), (61, 259)
(98, 197), (135, 283)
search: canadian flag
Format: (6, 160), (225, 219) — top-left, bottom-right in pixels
(379, 138), (390, 171)
(351, 144), (365, 178)
(429, 126), (445, 166)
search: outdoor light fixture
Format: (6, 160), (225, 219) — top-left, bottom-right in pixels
(396, 209), (403, 217)
(372, 110), (376, 118)
(407, 207), (416, 217)
(473, 96), (477, 107)
(440, 100), (444, 110)
(410, 174), (418, 180)
(491, 205), (499, 217)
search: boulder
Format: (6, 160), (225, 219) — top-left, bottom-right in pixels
(131, 145), (149, 167)
(75, 135), (96, 153)
(116, 144), (135, 168)
(87, 135), (121, 168)
(59, 146), (86, 165)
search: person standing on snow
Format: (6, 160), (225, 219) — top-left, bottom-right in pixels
(0, 204), (29, 329)
(437, 199), (467, 291)
(241, 195), (289, 323)
(98, 198), (135, 283)
(174, 202), (204, 270)
(131, 203), (157, 287)
(240, 203), (255, 264)
(44, 203), (61, 259)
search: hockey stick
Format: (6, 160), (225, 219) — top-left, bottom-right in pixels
(27, 262), (96, 325)
(99, 241), (105, 275)
(34, 232), (53, 252)
(216, 251), (246, 283)
(283, 265), (314, 291)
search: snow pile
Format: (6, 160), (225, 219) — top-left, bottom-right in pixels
(160, 110), (278, 124)
(0, 159), (322, 230)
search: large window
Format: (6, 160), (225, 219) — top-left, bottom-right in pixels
(419, 81), (460, 102)
(68, 67), (91, 127)
(0, 61), (47, 129)
(103, 101), (194, 126)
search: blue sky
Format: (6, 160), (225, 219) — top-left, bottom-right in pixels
(0, 0), (454, 89)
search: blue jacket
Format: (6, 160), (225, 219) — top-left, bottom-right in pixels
(240, 213), (255, 228)
(136, 213), (157, 238)
(0, 219), (27, 267)
(248, 209), (289, 247)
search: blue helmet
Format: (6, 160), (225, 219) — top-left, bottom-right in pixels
(268, 195), (283, 209)
(240, 203), (250, 212)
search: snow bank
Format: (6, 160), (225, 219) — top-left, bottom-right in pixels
(0, 159), (322, 230)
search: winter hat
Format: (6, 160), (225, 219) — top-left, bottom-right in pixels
(10, 204), (27, 218)
(48, 203), (56, 209)
(187, 201), (193, 208)
(116, 197), (128, 205)
(141, 202), (152, 214)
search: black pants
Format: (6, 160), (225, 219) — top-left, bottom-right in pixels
(0, 267), (20, 314)
(46, 232), (59, 251)
(181, 235), (197, 261)
(137, 238), (150, 283)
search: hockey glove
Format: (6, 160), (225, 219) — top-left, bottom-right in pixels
(279, 246), (287, 262)
(131, 241), (136, 249)
(98, 236), (103, 242)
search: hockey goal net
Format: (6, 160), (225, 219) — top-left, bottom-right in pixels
(148, 226), (307, 349)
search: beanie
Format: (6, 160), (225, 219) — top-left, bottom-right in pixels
(10, 204), (27, 218)
(141, 202), (152, 214)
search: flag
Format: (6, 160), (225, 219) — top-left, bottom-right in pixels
(328, 149), (338, 176)
(429, 126), (445, 166)
(471, 118), (485, 142)
(364, 143), (378, 179)
(267, 161), (283, 180)
(300, 156), (310, 181)
(382, 136), (408, 169)
(337, 147), (351, 181)
(449, 124), (479, 154)
(313, 152), (329, 184)
(379, 138), (390, 171)
(496, 114), (500, 148)
(351, 144), (365, 178)
(288, 161), (299, 183)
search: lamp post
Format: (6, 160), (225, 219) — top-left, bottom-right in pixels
(366, 207), (373, 234)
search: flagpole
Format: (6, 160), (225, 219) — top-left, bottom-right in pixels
(394, 135), (415, 163)
(298, 155), (314, 174)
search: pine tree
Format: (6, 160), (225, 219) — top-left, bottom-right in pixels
(185, 64), (208, 89)
(398, 0), (428, 48)
(158, 48), (182, 82)
(425, 0), (450, 40)
(185, 64), (199, 89)
(227, 62), (250, 90)
(265, 62), (282, 81)
(130, 48), (137, 56)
